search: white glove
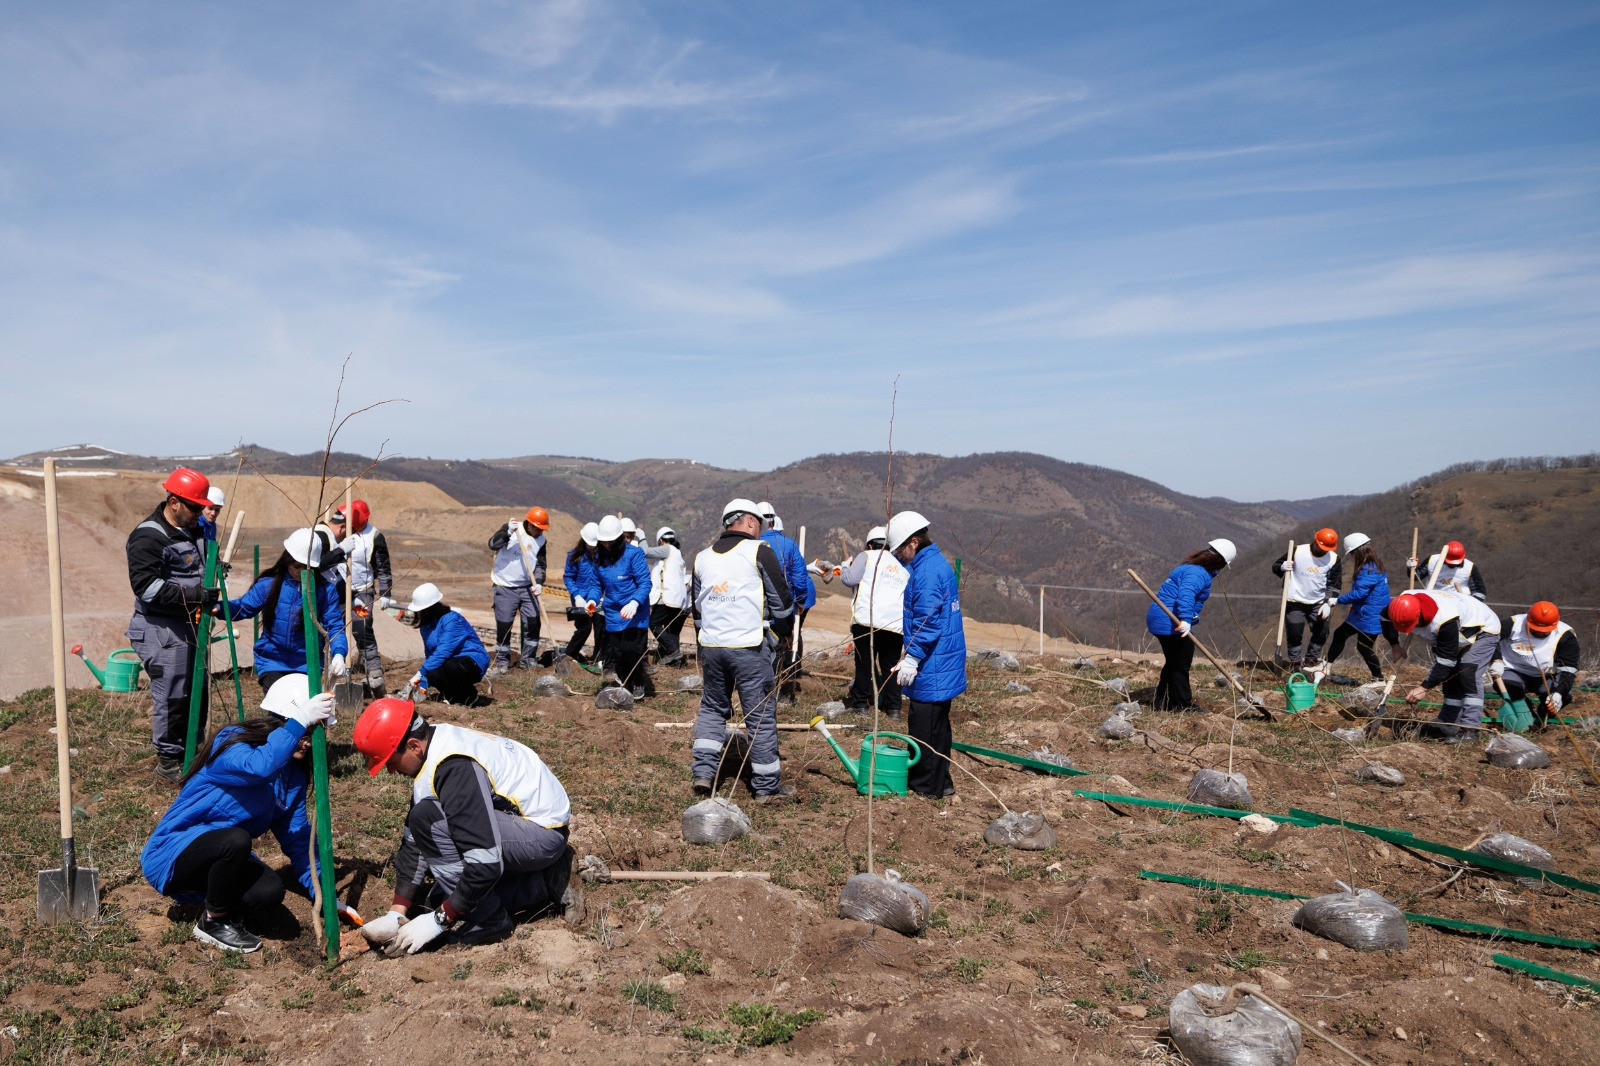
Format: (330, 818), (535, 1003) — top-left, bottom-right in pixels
(285, 691), (336, 729)
(409, 671), (424, 689)
(620, 600), (639, 620)
(508, 520), (519, 534)
(1407, 557), (1419, 570)
(1174, 620), (1191, 637)
(385, 909), (447, 955)
(360, 910), (408, 947)
(1549, 692), (1564, 712)
(378, 596), (395, 610)
(1278, 560), (1295, 574)
(330, 653), (348, 678)
(573, 597), (591, 612)
(1489, 659), (1506, 679)
(1315, 602), (1331, 620)
(895, 657), (919, 686)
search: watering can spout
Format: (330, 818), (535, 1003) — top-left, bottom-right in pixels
(810, 715), (860, 783)
(70, 644), (107, 686)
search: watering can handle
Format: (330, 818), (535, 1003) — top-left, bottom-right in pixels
(863, 731), (923, 766)
(1286, 672), (1307, 685)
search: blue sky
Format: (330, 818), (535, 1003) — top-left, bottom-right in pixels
(2, 1), (1596, 499)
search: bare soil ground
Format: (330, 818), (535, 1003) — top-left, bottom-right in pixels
(2, 645), (1598, 1065)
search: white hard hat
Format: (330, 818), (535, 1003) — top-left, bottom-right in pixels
(406, 582), (443, 611)
(596, 515), (624, 542)
(656, 526), (676, 543)
(756, 500), (775, 518)
(771, 515), (784, 532)
(1343, 532), (1371, 554)
(206, 487), (225, 507)
(620, 517), (637, 535)
(580, 522), (600, 547)
(887, 510), (929, 551)
(722, 498), (761, 526)
(866, 525), (887, 545)
(1207, 538), (1238, 566)
(261, 673), (311, 718)
(284, 528), (323, 567)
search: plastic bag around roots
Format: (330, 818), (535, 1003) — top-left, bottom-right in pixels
(1098, 703), (1141, 740)
(1292, 883), (1408, 951)
(681, 797), (751, 845)
(1189, 769), (1253, 810)
(1169, 982), (1302, 1066)
(1485, 734), (1551, 769)
(595, 686), (635, 710)
(837, 868), (928, 936)
(984, 811), (1057, 851)
(1025, 747), (1073, 770)
(534, 676), (572, 697)
(1354, 763), (1405, 786)
(1473, 832), (1557, 872)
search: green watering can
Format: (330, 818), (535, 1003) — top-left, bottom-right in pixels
(70, 645), (143, 693)
(810, 716), (923, 796)
(1283, 672), (1317, 713)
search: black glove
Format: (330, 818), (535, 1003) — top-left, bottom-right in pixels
(772, 616), (795, 639)
(200, 587), (222, 610)
(216, 560), (232, 578)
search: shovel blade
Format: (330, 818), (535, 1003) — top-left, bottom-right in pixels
(334, 679), (363, 715)
(37, 865), (101, 925)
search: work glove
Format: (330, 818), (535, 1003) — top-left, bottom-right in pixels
(1277, 560), (1295, 575)
(200, 587), (222, 610)
(409, 671), (425, 690)
(330, 653), (348, 678)
(1315, 601), (1331, 620)
(336, 900), (364, 927)
(378, 596), (396, 610)
(1489, 659), (1506, 679)
(360, 910), (407, 946)
(285, 691), (336, 729)
(620, 600), (639, 621)
(1407, 557), (1420, 570)
(1405, 686), (1427, 704)
(1549, 692), (1564, 712)
(385, 909), (448, 956)
(895, 657), (919, 686)
(1174, 620), (1191, 637)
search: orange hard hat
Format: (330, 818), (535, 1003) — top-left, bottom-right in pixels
(162, 467), (212, 508)
(1314, 527), (1339, 553)
(1387, 593), (1437, 634)
(1443, 541), (1466, 565)
(351, 697), (419, 776)
(524, 506), (551, 531)
(1527, 601), (1560, 635)
(349, 499), (370, 532)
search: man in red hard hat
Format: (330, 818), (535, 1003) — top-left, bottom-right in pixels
(350, 698), (582, 954)
(1491, 601), (1581, 729)
(126, 467), (220, 780)
(1385, 590), (1502, 742)
(1408, 540), (1487, 602)
(328, 499), (392, 696)
(1271, 527), (1343, 671)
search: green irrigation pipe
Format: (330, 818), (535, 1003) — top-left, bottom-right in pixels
(183, 541), (219, 772)
(953, 740), (1095, 777)
(1492, 954), (1600, 991)
(300, 568), (340, 965)
(1138, 871), (1600, 951)
(1323, 690), (1583, 723)
(1072, 789), (1317, 826)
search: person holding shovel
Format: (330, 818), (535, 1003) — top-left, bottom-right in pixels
(1491, 601), (1580, 729)
(579, 516), (656, 698)
(486, 506), (550, 676)
(330, 500), (392, 696)
(889, 510), (967, 799)
(140, 675), (350, 954)
(1145, 539), (1235, 712)
(223, 529), (349, 694)
(646, 527), (692, 667)
(562, 523), (606, 666)
(1271, 528), (1342, 670)
(1386, 589), (1501, 742)
(1409, 540), (1487, 601)
(1323, 532), (1399, 680)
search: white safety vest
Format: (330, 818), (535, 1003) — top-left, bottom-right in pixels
(1417, 590), (1501, 645)
(1285, 544), (1337, 603)
(850, 550), (909, 633)
(650, 545), (688, 609)
(413, 724), (571, 829)
(1498, 615), (1574, 678)
(491, 524), (544, 588)
(342, 526), (381, 593)
(694, 539), (765, 648)
(1423, 554), (1475, 594)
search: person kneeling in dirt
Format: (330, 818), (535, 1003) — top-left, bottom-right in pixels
(140, 676), (355, 954)
(1491, 601), (1580, 729)
(1387, 589), (1501, 742)
(352, 698), (582, 954)
(399, 583), (489, 705)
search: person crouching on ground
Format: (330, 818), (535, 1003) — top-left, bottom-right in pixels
(352, 699), (582, 954)
(888, 510), (967, 799)
(139, 676), (353, 953)
(224, 529), (349, 693)
(402, 583), (489, 705)
(1387, 589), (1501, 742)
(1146, 539), (1236, 712)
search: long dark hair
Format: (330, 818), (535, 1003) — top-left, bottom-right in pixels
(1181, 547), (1228, 574)
(1350, 545), (1385, 573)
(596, 538), (625, 565)
(178, 715), (288, 787)
(567, 538), (591, 564)
(416, 602), (449, 626)
(254, 550), (305, 635)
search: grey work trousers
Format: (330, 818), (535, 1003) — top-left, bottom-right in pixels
(492, 585), (541, 665)
(127, 611), (207, 762)
(397, 798), (570, 921)
(1430, 633), (1497, 734)
(693, 645), (781, 794)
(351, 589), (383, 683)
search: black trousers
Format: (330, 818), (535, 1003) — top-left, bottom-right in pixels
(1283, 602), (1328, 663)
(1327, 623), (1384, 678)
(906, 698), (953, 797)
(608, 627), (654, 696)
(257, 670), (293, 693)
(565, 610), (609, 663)
(167, 826), (286, 917)
(774, 608), (809, 698)
(847, 624), (903, 711)
(649, 604), (689, 662)
(1153, 633), (1196, 711)
(429, 655), (484, 705)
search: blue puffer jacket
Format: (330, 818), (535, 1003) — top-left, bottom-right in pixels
(141, 721), (314, 901)
(762, 530), (815, 610)
(564, 548), (597, 608)
(227, 573), (347, 675)
(1146, 563), (1214, 636)
(588, 544), (652, 632)
(418, 610), (489, 687)
(1337, 562), (1392, 634)
(901, 543), (967, 701)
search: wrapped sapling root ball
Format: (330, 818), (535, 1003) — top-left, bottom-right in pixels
(1292, 882), (1407, 951)
(1168, 982), (1302, 1066)
(984, 811), (1057, 851)
(1189, 769), (1253, 810)
(838, 868), (929, 936)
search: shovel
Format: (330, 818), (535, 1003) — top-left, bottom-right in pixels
(333, 484), (364, 716)
(37, 458), (99, 924)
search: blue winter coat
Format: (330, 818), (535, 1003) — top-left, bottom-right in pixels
(1337, 562), (1391, 634)
(762, 530), (816, 610)
(564, 548), (597, 607)
(1146, 564), (1214, 636)
(589, 544), (652, 632)
(418, 609), (489, 687)
(901, 543), (967, 702)
(227, 573), (347, 676)
(140, 721), (314, 901)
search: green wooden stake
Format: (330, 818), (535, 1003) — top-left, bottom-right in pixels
(220, 591), (246, 723)
(1493, 954), (1600, 991)
(952, 557), (963, 587)
(183, 541), (219, 772)
(300, 568), (340, 964)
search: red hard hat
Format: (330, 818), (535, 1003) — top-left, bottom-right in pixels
(1527, 601), (1560, 635)
(524, 506), (551, 531)
(352, 697), (418, 776)
(1388, 593), (1437, 634)
(1314, 527), (1339, 553)
(350, 499), (370, 532)
(162, 467), (212, 508)
(1443, 541), (1466, 565)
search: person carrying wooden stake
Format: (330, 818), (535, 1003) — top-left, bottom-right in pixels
(486, 506), (549, 676)
(331, 499), (392, 695)
(1146, 539), (1235, 712)
(1271, 527), (1342, 670)
(1409, 540), (1488, 601)
(889, 510), (967, 798)
(1491, 601), (1580, 729)
(1387, 589), (1501, 742)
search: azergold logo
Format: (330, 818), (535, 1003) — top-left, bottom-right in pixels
(709, 581), (731, 595)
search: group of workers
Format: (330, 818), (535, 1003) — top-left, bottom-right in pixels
(1146, 528), (1580, 740)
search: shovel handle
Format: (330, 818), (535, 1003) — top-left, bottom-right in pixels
(43, 460), (74, 841)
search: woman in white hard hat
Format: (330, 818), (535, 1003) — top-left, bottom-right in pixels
(402, 583), (489, 705)
(1323, 533), (1397, 680)
(562, 523), (607, 667)
(1146, 539), (1235, 712)
(224, 529), (349, 693)
(579, 516), (655, 698)
(839, 525), (908, 715)
(198, 487), (225, 543)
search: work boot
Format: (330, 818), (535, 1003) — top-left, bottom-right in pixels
(753, 783), (799, 805)
(448, 907), (514, 946)
(691, 777), (714, 796)
(487, 661), (509, 680)
(193, 914), (262, 954)
(550, 850), (585, 929)
(366, 674), (387, 698)
(153, 758), (182, 784)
